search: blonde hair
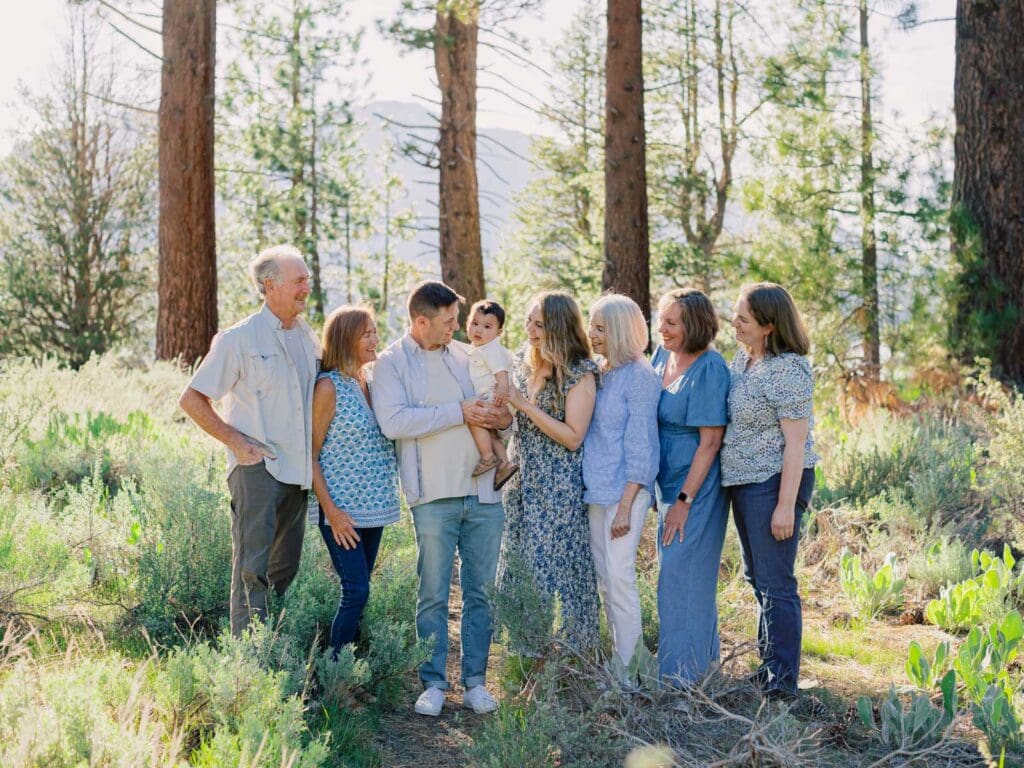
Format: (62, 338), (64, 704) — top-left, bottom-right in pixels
(739, 282), (810, 356)
(526, 291), (592, 409)
(321, 305), (375, 379)
(590, 294), (648, 369)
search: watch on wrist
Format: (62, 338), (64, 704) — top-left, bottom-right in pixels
(676, 490), (691, 504)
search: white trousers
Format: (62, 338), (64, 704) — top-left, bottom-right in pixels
(587, 489), (651, 666)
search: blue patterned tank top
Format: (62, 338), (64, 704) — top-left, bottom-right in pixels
(313, 369), (401, 527)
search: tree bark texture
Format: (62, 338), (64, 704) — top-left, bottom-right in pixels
(951, 0), (1024, 385)
(435, 5), (485, 324)
(859, 0), (880, 377)
(157, 0), (217, 364)
(604, 0), (651, 322)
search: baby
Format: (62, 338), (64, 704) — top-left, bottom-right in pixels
(466, 299), (519, 490)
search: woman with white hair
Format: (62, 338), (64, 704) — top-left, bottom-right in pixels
(583, 293), (661, 668)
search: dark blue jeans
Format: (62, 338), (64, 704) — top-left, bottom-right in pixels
(729, 468), (815, 694)
(318, 517), (384, 654)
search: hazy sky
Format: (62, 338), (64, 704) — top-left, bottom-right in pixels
(0, 0), (955, 155)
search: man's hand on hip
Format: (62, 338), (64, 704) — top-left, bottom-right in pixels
(231, 434), (277, 466)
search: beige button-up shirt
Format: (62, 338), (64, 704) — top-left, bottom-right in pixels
(189, 304), (321, 488)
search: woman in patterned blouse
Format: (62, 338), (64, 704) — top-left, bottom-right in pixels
(720, 283), (818, 698)
(311, 306), (402, 656)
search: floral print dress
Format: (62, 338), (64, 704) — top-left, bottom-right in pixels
(499, 353), (601, 652)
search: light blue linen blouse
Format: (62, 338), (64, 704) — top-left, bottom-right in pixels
(720, 348), (818, 487)
(650, 347), (731, 507)
(313, 369), (401, 527)
(582, 358), (662, 506)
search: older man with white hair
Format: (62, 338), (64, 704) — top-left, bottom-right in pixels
(179, 244), (321, 635)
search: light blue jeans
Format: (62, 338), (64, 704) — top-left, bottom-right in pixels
(411, 495), (505, 690)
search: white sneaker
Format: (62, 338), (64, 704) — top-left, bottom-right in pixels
(462, 685), (498, 714)
(414, 686), (445, 716)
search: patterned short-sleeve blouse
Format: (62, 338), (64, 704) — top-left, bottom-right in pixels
(720, 348), (818, 487)
(313, 369), (401, 527)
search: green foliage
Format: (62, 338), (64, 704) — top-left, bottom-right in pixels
(839, 549), (905, 622)
(131, 448), (232, 642)
(947, 612), (1024, 753)
(0, 10), (154, 367)
(975, 369), (1024, 547)
(0, 624), (330, 768)
(491, 551), (555, 657)
(360, 619), (432, 709)
(501, 1), (605, 311)
(857, 673), (957, 749)
(466, 698), (560, 768)
(817, 411), (979, 531)
(15, 409), (154, 495)
(908, 536), (976, 598)
(905, 640), (951, 691)
(925, 546), (1023, 632)
(0, 488), (93, 620)
(950, 612), (1022, 702)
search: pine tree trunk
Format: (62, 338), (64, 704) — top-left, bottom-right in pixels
(435, 4), (485, 324)
(951, 0), (1024, 385)
(157, 0), (217, 364)
(604, 0), (650, 322)
(859, 0), (880, 378)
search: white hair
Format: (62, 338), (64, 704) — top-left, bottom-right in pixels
(590, 293), (649, 369)
(250, 244), (304, 296)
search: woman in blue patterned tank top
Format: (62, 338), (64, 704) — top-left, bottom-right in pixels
(312, 306), (401, 655)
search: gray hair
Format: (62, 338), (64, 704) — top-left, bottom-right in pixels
(590, 293), (649, 368)
(250, 244), (304, 296)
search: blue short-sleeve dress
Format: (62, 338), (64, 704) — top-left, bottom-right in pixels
(650, 346), (731, 684)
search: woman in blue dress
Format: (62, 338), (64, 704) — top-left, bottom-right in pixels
(311, 306), (402, 656)
(651, 288), (731, 685)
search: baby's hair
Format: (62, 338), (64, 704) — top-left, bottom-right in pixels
(469, 299), (506, 329)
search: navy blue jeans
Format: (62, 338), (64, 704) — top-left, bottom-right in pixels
(319, 517), (384, 654)
(729, 468), (815, 694)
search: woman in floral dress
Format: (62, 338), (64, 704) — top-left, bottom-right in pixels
(499, 291), (600, 653)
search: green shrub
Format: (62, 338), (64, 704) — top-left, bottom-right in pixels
(0, 624), (329, 768)
(908, 535), (976, 598)
(0, 488), (93, 621)
(974, 369), (1024, 546)
(857, 674), (957, 750)
(925, 546), (1023, 632)
(271, 541), (338, 656)
(466, 698), (560, 768)
(491, 550), (555, 656)
(15, 409), (155, 496)
(131, 446), (232, 642)
(839, 549), (905, 621)
(360, 520), (419, 636)
(948, 611), (1024, 754)
(361, 618), (432, 708)
(905, 639), (951, 691)
(153, 624), (327, 768)
(817, 411), (979, 530)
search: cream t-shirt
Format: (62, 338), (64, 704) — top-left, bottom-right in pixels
(417, 348), (479, 504)
(467, 337), (514, 399)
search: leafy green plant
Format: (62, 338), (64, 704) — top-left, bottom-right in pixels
(951, 611), (1022, 702)
(973, 682), (1022, 754)
(857, 672), (957, 749)
(908, 535), (975, 597)
(839, 549), (905, 621)
(905, 640), (951, 691)
(925, 545), (1023, 632)
(16, 409), (154, 495)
